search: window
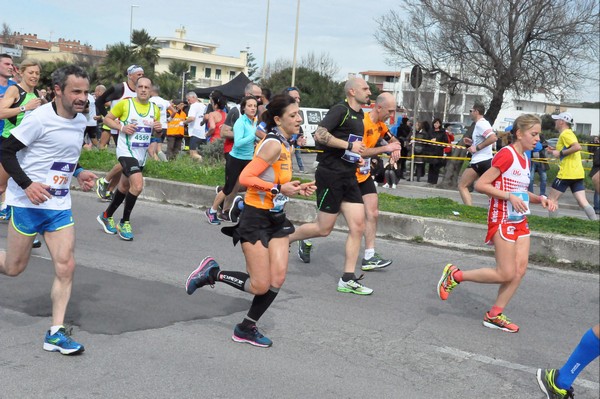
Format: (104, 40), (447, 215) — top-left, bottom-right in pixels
(204, 67), (211, 79)
(516, 106), (523, 111)
(215, 69), (221, 80)
(190, 66), (196, 79)
(576, 123), (592, 136)
(229, 71), (236, 80)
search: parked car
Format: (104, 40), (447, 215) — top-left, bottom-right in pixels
(298, 107), (328, 147)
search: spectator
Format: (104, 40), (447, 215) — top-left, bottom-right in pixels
(412, 120), (430, 182)
(427, 118), (450, 185)
(370, 157), (385, 185)
(166, 101), (186, 161)
(184, 91), (207, 162)
(397, 117), (412, 178)
(528, 134), (548, 196)
(383, 158), (401, 189)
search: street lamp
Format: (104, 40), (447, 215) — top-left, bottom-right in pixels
(290, 0), (300, 87)
(262, 0), (270, 80)
(129, 5), (140, 45)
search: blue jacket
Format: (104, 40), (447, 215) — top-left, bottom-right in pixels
(229, 114), (257, 160)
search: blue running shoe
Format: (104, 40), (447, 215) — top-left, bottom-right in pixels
(32, 238), (42, 248)
(185, 256), (220, 295)
(205, 209), (220, 225)
(117, 221), (134, 241)
(0, 205), (11, 221)
(43, 327), (85, 355)
(232, 324), (272, 348)
(97, 213), (117, 235)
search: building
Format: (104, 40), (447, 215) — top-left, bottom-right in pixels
(155, 27), (248, 88)
(0, 32), (106, 64)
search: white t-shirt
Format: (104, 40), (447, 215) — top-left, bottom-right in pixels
(85, 94), (97, 126)
(6, 102), (86, 210)
(150, 95), (171, 129)
(470, 117), (494, 164)
(187, 101), (207, 139)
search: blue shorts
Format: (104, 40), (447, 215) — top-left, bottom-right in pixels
(11, 207), (74, 236)
(551, 178), (586, 193)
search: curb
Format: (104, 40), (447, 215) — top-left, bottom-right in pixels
(136, 176), (599, 267)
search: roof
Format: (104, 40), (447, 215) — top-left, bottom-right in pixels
(359, 70), (401, 77)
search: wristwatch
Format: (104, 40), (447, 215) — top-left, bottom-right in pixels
(19, 105), (26, 112)
(270, 184), (281, 195)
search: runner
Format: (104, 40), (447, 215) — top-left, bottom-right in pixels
(185, 94), (316, 347)
(96, 77), (161, 241)
(0, 64), (95, 355)
(436, 114), (557, 333)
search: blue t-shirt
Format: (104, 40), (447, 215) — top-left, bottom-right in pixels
(0, 80), (17, 132)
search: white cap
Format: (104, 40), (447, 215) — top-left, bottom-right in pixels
(551, 112), (573, 124)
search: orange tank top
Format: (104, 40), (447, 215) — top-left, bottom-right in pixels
(244, 132), (292, 210)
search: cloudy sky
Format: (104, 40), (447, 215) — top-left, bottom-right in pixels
(2, 0), (401, 80)
(2, 0), (598, 102)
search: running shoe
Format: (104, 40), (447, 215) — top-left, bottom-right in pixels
(116, 221), (134, 241)
(218, 210), (231, 222)
(185, 256), (220, 295)
(215, 185), (223, 211)
(337, 275), (373, 295)
(96, 213), (117, 235)
(297, 239), (312, 263)
(437, 263), (459, 300)
(232, 324), (272, 348)
(205, 209), (220, 225)
(102, 191), (113, 202)
(229, 195), (244, 223)
(95, 178), (110, 200)
(483, 312), (519, 333)
(32, 238), (42, 248)
(361, 253), (393, 271)
(43, 327), (85, 355)
(536, 369), (574, 399)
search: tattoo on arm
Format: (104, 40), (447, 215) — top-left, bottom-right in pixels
(315, 127), (332, 145)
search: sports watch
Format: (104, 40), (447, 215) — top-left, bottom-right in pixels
(19, 105), (26, 112)
(270, 184), (281, 195)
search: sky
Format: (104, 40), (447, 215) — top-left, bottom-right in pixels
(1, 0), (400, 80)
(2, 0), (598, 102)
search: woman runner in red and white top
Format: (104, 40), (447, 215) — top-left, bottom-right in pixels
(436, 114), (557, 333)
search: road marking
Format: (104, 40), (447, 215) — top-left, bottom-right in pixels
(437, 346), (599, 391)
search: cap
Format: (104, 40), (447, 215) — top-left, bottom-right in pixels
(504, 125), (513, 132)
(127, 65), (144, 75)
(551, 112), (573, 124)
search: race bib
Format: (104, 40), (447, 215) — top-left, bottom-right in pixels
(359, 157), (371, 175)
(131, 126), (152, 148)
(45, 162), (75, 197)
(341, 134), (362, 163)
(507, 191), (530, 221)
(270, 193), (289, 213)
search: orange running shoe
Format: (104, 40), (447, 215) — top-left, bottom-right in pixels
(483, 312), (519, 333)
(437, 263), (459, 300)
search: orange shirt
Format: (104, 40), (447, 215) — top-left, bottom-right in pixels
(356, 112), (388, 183)
(167, 110), (186, 136)
(244, 133), (292, 210)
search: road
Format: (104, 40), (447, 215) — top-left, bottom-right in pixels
(1, 191), (598, 399)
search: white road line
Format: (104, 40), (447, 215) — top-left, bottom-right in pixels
(437, 346), (599, 391)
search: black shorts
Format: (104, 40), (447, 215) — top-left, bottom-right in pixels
(118, 156), (144, 177)
(470, 158), (492, 176)
(221, 204), (295, 248)
(315, 165), (363, 214)
(551, 178), (586, 193)
(223, 156), (251, 195)
(84, 125), (98, 140)
(358, 176), (377, 196)
(590, 166), (599, 179)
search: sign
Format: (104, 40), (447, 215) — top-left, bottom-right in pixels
(410, 65), (423, 89)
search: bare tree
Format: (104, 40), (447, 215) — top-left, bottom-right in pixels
(375, 0), (599, 123)
(2, 23), (11, 44)
(300, 51), (340, 78)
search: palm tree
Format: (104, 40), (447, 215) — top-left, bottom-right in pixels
(98, 42), (135, 83)
(131, 29), (159, 75)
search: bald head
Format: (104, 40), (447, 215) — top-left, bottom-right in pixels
(344, 77), (371, 107)
(373, 92), (397, 123)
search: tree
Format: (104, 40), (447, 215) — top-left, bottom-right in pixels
(375, 0), (599, 189)
(131, 29), (159, 74)
(97, 42), (136, 83)
(300, 52), (340, 79)
(375, 0), (599, 124)
(246, 49), (259, 81)
(260, 67), (344, 109)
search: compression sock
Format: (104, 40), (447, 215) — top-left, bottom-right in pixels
(364, 248), (375, 260)
(583, 205), (598, 220)
(242, 287), (280, 327)
(121, 192), (139, 222)
(488, 306), (504, 318)
(217, 270), (250, 292)
(556, 327), (600, 390)
(104, 189), (126, 218)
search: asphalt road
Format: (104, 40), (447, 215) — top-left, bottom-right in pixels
(1, 191), (598, 399)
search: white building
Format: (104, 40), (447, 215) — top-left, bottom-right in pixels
(154, 27), (248, 88)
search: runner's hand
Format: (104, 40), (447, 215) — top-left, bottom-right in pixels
(24, 182), (52, 205)
(77, 171), (98, 192)
(299, 181), (316, 196)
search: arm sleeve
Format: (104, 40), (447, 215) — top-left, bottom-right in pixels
(95, 83), (124, 116)
(0, 135), (31, 189)
(239, 156), (273, 191)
